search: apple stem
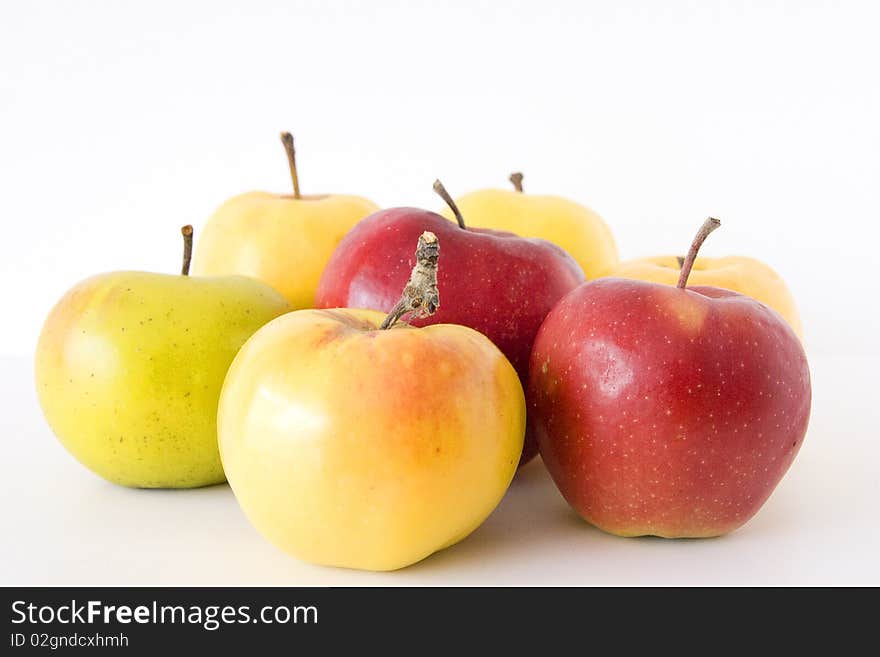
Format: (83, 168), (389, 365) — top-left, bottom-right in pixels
(433, 179), (466, 229)
(676, 255), (685, 269)
(280, 131), (301, 199)
(379, 231), (441, 330)
(676, 217), (721, 288)
(180, 225), (193, 276)
(509, 172), (524, 192)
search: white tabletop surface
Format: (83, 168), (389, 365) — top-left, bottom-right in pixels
(2, 354), (877, 587)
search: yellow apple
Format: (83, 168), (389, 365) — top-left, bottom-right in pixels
(608, 254), (803, 338)
(192, 132), (379, 308)
(439, 172), (618, 279)
(218, 232), (525, 570)
(35, 227), (290, 488)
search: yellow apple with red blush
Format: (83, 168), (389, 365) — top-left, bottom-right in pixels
(218, 232), (525, 571)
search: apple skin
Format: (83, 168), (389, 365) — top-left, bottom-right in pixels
(192, 192), (379, 309)
(315, 208), (584, 466)
(440, 188), (618, 279)
(528, 278), (811, 537)
(35, 271), (290, 488)
(218, 308), (525, 571)
(608, 255), (803, 339)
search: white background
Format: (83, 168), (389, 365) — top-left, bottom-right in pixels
(1, 1), (878, 585)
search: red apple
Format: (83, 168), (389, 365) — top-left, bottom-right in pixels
(316, 181), (584, 466)
(528, 218), (811, 537)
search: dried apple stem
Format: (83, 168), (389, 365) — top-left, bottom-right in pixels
(180, 225), (193, 276)
(379, 231), (441, 330)
(280, 131), (301, 199)
(433, 179), (466, 229)
(509, 172), (524, 192)
(677, 217), (721, 288)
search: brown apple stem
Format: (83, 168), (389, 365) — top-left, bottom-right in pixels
(676, 255), (686, 269)
(280, 131), (301, 199)
(180, 225), (194, 276)
(509, 172), (524, 192)
(677, 217), (721, 288)
(433, 179), (466, 229)
(379, 231), (440, 330)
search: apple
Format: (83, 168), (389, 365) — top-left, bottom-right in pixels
(315, 180), (584, 466)
(35, 226), (290, 488)
(191, 132), (378, 308)
(608, 254), (802, 338)
(528, 218), (811, 537)
(438, 172), (618, 279)
(219, 232), (525, 570)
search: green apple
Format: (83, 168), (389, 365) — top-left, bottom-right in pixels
(35, 226), (290, 488)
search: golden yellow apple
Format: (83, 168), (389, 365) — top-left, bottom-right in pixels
(439, 172), (618, 279)
(192, 132), (379, 308)
(608, 254), (803, 338)
(218, 232), (525, 570)
(35, 227), (291, 488)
